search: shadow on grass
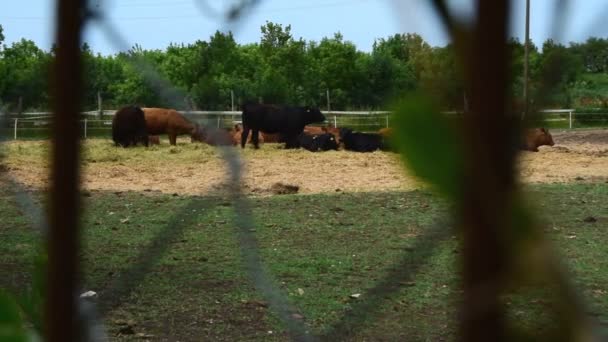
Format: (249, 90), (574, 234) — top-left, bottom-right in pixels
(97, 196), (217, 315)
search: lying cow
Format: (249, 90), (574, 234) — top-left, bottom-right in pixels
(339, 128), (385, 152)
(143, 108), (202, 145)
(298, 132), (339, 152)
(232, 123), (265, 146)
(304, 125), (341, 144)
(112, 106), (149, 147)
(241, 103), (326, 149)
(520, 127), (555, 152)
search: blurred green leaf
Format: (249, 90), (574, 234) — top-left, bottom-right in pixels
(0, 290), (27, 342)
(392, 92), (464, 200)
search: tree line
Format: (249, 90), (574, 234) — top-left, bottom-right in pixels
(1, 21), (608, 112)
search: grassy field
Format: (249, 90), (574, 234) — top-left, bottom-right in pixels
(1, 180), (607, 340)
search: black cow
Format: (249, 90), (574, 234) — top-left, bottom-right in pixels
(339, 128), (385, 152)
(241, 103), (326, 149)
(112, 106), (149, 147)
(298, 132), (339, 152)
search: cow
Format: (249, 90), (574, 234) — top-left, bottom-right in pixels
(241, 103), (326, 149)
(520, 127), (555, 152)
(232, 123), (265, 146)
(378, 127), (393, 138)
(304, 125), (341, 144)
(298, 132), (339, 152)
(197, 126), (234, 146)
(112, 106), (149, 148)
(143, 108), (203, 145)
(339, 128), (385, 152)
(148, 135), (160, 145)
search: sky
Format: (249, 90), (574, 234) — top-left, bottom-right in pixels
(0, 0), (607, 55)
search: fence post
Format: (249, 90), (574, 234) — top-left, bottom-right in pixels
(386, 115), (389, 128)
(326, 89), (331, 112)
(84, 119), (87, 139)
(14, 118), (18, 140)
(569, 110), (572, 129)
(333, 115), (337, 128)
(217, 116), (220, 128)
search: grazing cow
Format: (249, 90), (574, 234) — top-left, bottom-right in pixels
(232, 123), (265, 146)
(298, 132), (339, 152)
(339, 128), (385, 152)
(520, 127), (555, 152)
(112, 106), (149, 147)
(143, 108), (202, 145)
(241, 104), (326, 149)
(148, 135), (160, 145)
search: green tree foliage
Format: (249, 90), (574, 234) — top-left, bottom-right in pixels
(0, 21), (606, 111)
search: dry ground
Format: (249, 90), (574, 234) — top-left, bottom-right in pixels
(2, 128), (608, 196)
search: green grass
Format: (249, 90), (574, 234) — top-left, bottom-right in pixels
(1, 183), (607, 340)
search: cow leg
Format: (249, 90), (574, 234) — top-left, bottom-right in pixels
(252, 129), (260, 149)
(169, 134), (177, 146)
(241, 127), (250, 149)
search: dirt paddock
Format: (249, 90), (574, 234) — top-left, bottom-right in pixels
(2, 129), (608, 196)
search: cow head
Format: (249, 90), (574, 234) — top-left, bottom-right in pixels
(305, 106), (326, 124)
(535, 127), (555, 147)
(323, 133), (339, 151)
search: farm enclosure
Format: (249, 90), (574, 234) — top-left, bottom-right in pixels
(1, 128), (608, 339)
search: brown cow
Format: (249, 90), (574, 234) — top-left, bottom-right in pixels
(143, 108), (202, 145)
(198, 126), (234, 146)
(378, 127), (393, 138)
(148, 135), (160, 145)
(521, 127), (555, 152)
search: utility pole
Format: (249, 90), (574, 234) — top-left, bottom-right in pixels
(326, 89), (331, 112)
(231, 89), (234, 112)
(522, 0), (530, 120)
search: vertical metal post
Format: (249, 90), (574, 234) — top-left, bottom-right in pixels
(97, 91), (102, 119)
(386, 115), (389, 128)
(84, 119), (87, 139)
(569, 110), (572, 129)
(326, 89), (331, 113)
(333, 115), (337, 128)
(18, 96), (23, 115)
(217, 116), (220, 128)
(14, 118), (18, 140)
(522, 0), (530, 120)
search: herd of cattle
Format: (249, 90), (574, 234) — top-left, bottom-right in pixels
(111, 104), (555, 153)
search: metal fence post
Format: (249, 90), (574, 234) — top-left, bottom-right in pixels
(569, 110), (572, 129)
(333, 115), (337, 128)
(386, 115), (389, 128)
(14, 118), (18, 140)
(217, 116), (221, 128)
(84, 119), (87, 139)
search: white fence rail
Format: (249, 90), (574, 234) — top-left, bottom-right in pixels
(7, 108), (608, 140)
